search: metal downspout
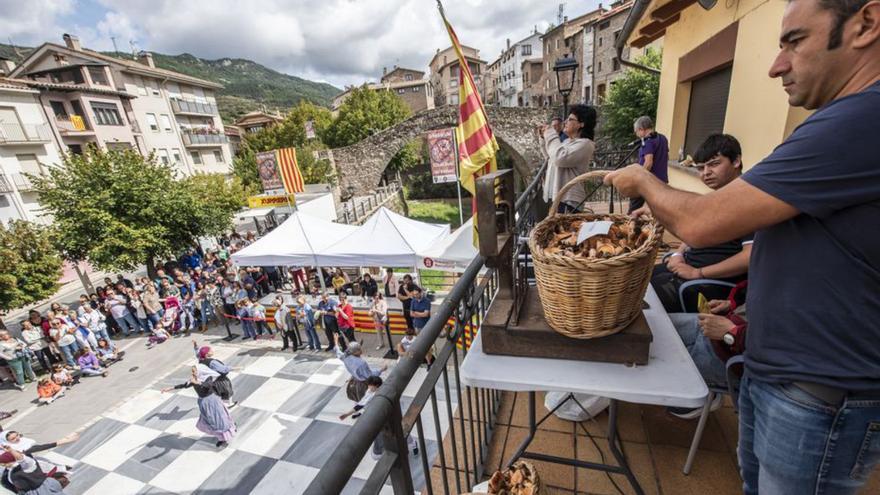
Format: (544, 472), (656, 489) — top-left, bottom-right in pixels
(616, 0), (662, 75)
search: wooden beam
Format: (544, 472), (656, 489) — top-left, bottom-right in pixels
(640, 13), (681, 36)
(631, 31), (666, 49)
(651, 0), (698, 21)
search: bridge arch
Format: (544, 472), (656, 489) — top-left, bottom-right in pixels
(322, 105), (553, 196)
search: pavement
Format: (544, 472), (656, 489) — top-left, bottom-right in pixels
(0, 322), (444, 495)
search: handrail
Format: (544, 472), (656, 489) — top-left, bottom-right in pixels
(304, 162), (548, 495)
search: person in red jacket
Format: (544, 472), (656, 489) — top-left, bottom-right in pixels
(335, 293), (356, 351)
(667, 281), (747, 419)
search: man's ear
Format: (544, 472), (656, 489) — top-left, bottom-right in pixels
(734, 156), (743, 170)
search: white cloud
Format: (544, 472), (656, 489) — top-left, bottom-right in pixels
(3, 0), (601, 89)
(0, 0), (75, 46)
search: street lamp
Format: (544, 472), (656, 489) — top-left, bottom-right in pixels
(553, 56), (579, 118)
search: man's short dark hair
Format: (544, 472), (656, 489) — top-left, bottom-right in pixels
(568, 104), (598, 140)
(693, 134), (743, 166)
(365, 375), (383, 387)
(814, 0), (870, 49)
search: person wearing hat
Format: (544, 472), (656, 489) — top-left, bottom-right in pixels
(162, 365), (236, 448)
(335, 334), (387, 402)
(194, 343), (235, 407)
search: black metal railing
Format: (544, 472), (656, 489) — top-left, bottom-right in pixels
(305, 162), (548, 495)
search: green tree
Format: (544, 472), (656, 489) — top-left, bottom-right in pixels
(601, 48), (662, 145)
(0, 220), (62, 326)
(184, 173), (249, 236)
(323, 86), (410, 148)
(232, 145), (260, 191)
(30, 148), (243, 276)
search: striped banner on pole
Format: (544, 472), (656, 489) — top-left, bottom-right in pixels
(276, 147), (305, 193)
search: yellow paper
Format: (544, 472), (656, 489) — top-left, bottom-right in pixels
(697, 292), (711, 314)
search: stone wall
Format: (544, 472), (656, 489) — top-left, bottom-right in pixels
(322, 105), (553, 197)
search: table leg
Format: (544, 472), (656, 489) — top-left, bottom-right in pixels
(683, 391), (714, 475)
(502, 394), (646, 495)
(505, 391), (537, 467)
(606, 399), (645, 495)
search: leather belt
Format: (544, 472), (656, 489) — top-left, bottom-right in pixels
(792, 381), (880, 406)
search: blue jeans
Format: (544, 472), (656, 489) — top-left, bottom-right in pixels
(59, 341), (80, 367)
(200, 300), (214, 327)
(738, 374), (880, 494)
(94, 326), (112, 345)
(242, 321), (257, 339)
(114, 312), (142, 336)
(179, 305), (195, 331)
(669, 313), (728, 387)
(303, 321), (320, 350)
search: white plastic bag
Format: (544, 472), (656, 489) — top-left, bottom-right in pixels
(544, 392), (610, 422)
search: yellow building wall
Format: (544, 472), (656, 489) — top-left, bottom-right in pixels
(652, 0), (811, 188)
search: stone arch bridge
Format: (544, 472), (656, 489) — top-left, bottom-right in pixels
(321, 106), (554, 196)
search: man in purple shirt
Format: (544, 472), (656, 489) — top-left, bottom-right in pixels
(629, 116), (669, 213)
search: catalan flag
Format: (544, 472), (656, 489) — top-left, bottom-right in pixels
(438, 1), (499, 244)
(276, 147), (305, 194)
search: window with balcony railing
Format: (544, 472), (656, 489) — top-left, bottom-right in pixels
(170, 98), (218, 116)
(0, 123), (53, 143)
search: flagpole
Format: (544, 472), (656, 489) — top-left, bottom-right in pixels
(453, 129), (464, 226)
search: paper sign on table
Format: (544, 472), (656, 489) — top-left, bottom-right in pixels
(577, 220), (614, 245)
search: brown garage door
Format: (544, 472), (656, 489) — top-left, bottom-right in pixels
(684, 66), (732, 157)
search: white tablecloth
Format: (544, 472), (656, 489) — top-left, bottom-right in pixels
(460, 285), (708, 408)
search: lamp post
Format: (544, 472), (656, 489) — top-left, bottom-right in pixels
(553, 56), (579, 119)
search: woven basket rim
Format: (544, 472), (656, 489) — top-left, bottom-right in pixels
(528, 213), (664, 268)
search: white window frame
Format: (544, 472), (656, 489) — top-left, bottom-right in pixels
(159, 114), (173, 132)
(213, 149), (225, 163)
(146, 113), (159, 132)
(190, 150), (202, 165)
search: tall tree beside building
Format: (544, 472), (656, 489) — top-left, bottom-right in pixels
(601, 48), (662, 145)
(0, 220), (62, 328)
(234, 102), (336, 188)
(30, 148), (243, 276)
(323, 86), (411, 148)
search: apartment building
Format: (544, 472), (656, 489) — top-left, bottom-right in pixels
(582, 1), (637, 104)
(10, 35), (232, 175)
(497, 31), (542, 107)
(331, 66), (434, 115)
(538, 8), (605, 108)
(519, 58), (544, 107)
(234, 110), (284, 134)
(0, 77), (63, 225)
(428, 45), (487, 106)
(484, 57), (500, 105)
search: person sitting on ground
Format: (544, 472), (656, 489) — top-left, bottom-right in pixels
(540, 104), (598, 213)
(50, 364), (78, 387)
(146, 322), (170, 348)
(336, 336), (386, 402)
(95, 339), (123, 366)
(397, 327), (434, 368)
(36, 378), (65, 405)
(74, 349), (108, 378)
(643, 134), (753, 312)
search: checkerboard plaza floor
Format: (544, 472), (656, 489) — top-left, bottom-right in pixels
(28, 346), (456, 495)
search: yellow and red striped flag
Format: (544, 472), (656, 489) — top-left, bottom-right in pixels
(276, 147), (305, 193)
(438, 1), (499, 245)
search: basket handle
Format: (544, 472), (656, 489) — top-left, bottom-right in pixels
(549, 170), (611, 217)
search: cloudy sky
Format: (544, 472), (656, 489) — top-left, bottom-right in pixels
(1, 0), (604, 88)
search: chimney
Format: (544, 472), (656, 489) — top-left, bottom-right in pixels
(137, 50), (155, 68)
(383, 66), (387, 75)
(0, 58), (16, 76)
(62, 33), (82, 51)
(564, 16), (568, 23)
(506, 38), (510, 50)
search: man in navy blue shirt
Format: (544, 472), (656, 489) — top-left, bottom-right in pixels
(409, 288), (431, 334)
(606, 0), (880, 492)
(628, 116), (669, 213)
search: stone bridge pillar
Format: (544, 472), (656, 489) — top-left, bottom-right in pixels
(325, 105), (554, 197)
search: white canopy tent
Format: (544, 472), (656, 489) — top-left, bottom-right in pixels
(418, 217), (478, 272)
(315, 207), (449, 267)
(231, 211), (357, 267)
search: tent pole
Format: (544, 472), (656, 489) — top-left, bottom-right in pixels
(316, 265), (327, 291)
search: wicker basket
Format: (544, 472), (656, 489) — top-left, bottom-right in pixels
(528, 170), (664, 339)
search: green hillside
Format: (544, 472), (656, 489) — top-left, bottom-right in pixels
(0, 43), (340, 123)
